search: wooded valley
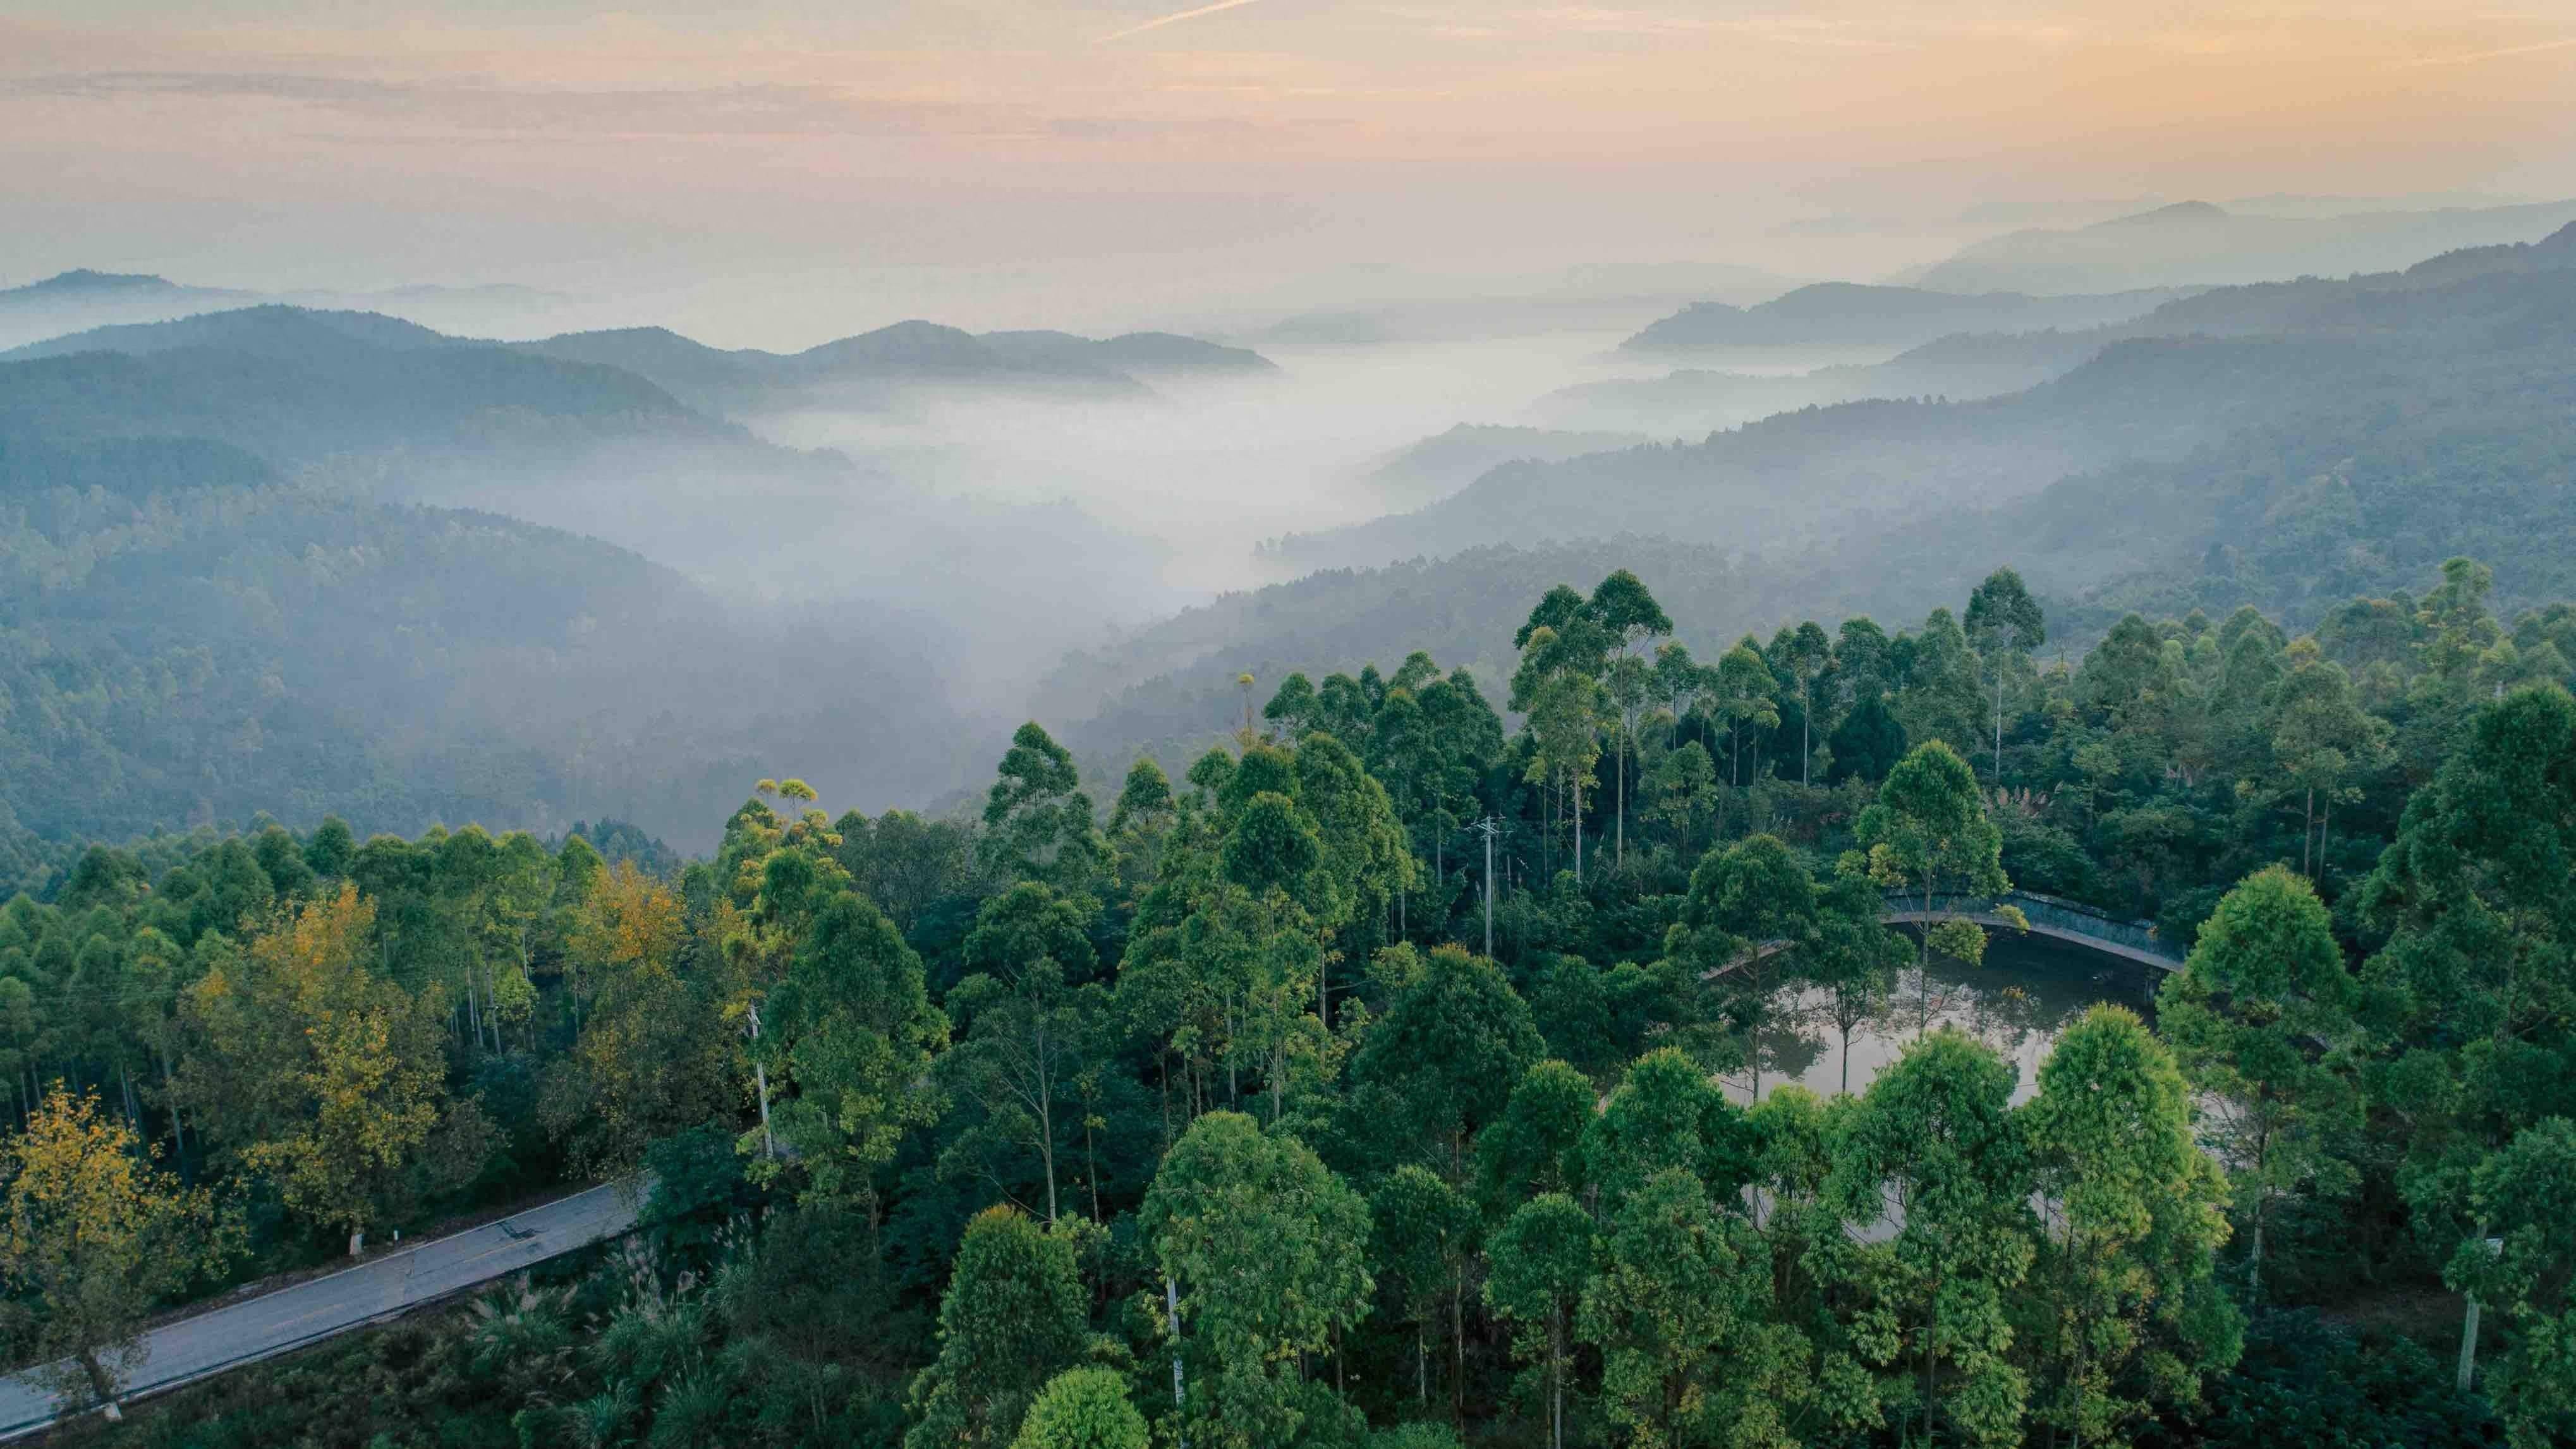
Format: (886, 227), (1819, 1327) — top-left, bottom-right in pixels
(6, 560), (2570, 1448)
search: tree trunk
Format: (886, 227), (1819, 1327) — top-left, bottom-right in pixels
(2308, 787), (2328, 880)
(161, 1048), (186, 1172)
(754, 1058), (775, 1159)
(1452, 1263), (1467, 1423)
(2249, 1207), (2265, 1304)
(1802, 679), (1813, 787)
(1550, 1312), (1566, 1449)
(1995, 665), (2006, 785)
(1038, 1069), (1059, 1223)
(2319, 794), (2333, 885)
(78, 1350), (116, 1412)
(750, 1003), (776, 1158)
(2458, 1217), (2489, 1391)
(1615, 715), (1627, 868)
(1165, 1277), (1188, 1425)
(2457, 1294), (2482, 1393)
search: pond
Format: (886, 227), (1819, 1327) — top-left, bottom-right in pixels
(1718, 930), (2170, 1106)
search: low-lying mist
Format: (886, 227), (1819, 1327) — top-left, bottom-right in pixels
(743, 332), (1656, 586)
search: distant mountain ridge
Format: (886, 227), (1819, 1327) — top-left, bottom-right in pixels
(1548, 220), (2576, 434)
(0, 307), (717, 466)
(3, 269), (219, 299)
(1619, 281), (2190, 351)
(0, 298), (1188, 718)
(1909, 197), (2576, 294)
(1361, 423), (1651, 507)
(1261, 224), (2576, 595)
(0, 269), (262, 348)
(513, 319), (1273, 413)
(0, 433), (980, 860)
(0, 271), (1279, 408)
(0, 269), (580, 350)
(1052, 231), (2576, 765)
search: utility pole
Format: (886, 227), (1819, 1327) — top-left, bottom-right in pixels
(1469, 817), (1504, 959)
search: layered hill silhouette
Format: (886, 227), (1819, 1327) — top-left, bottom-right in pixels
(512, 319), (1271, 414)
(0, 301), (1253, 855)
(1618, 282), (2188, 352)
(1907, 197), (2576, 294)
(1052, 225), (2576, 763)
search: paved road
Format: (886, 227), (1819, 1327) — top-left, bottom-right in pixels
(0, 1181), (640, 1440)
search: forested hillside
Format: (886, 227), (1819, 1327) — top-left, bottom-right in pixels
(1552, 218), (2576, 434)
(0, 308), (717, 463)
(0, 301), (1232, 881)
(1043, 538), (1747, 772)
(10, 562), (2570, 1449)
(0, 438), (977, 894)
(1291, 227), (2576, 577)
(1364, 426), (1649, 508)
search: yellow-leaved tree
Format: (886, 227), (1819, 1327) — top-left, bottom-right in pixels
(0, 1086), (240, 1412)
(538, 862), (734, 1179)
(181, 884), (490, 1258)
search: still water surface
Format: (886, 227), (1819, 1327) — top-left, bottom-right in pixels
(1718, 932), (2167, 1107)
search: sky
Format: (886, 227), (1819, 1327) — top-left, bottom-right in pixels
(7, 1), (2576, 338)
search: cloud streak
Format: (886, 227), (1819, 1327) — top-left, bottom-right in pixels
(4, 70), (1279, 142)
(1096, 0), (1267, 45)
(2396, 34), (2576, 68)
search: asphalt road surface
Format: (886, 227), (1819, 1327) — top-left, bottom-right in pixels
(0, 1180), (640, 1440)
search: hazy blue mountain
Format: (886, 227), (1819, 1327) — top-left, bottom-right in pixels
(0, 269), (582, 350)
(1909, 197), (2576, 294)
(1540, 220), (2576, 435)
(1045, 228), (2576, 765)
(1287, 329), (2381, 573)
(0, 269), (260, 349)
(1363, 423), (1651, 506)
(0, 308), (716, 467)
(1619, 281), (2188, 351)
(0, 301), (1184, 715)
(0, 437), (983, 860)
(0, 269), (234, 305)
(0, 310), (715, 484)
(1535, 328), (2110, 433)
(981, 328), (1275, 375)
(3, 303), (455, 361)
(513, 319), (1273, 414)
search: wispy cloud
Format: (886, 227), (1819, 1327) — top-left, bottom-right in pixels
(5, 70), (1274, 142)
(2396, 34), (2576, 67)
(1096, 0), (1268, 45)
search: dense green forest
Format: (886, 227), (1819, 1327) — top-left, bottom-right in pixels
(6, 559), (2570, 1448)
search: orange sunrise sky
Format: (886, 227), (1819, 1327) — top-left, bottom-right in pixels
(8, 1), (2573, 338)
